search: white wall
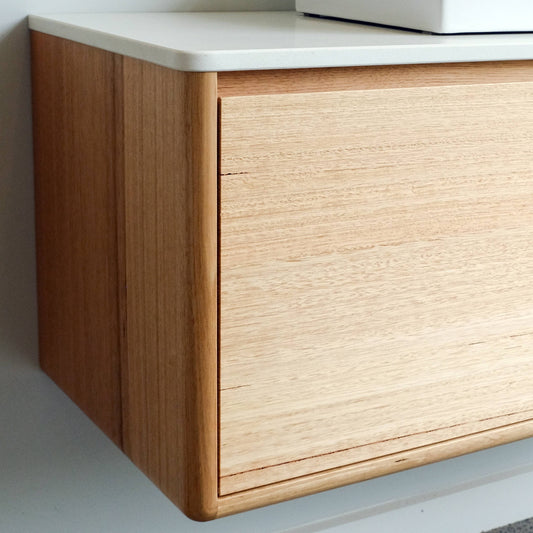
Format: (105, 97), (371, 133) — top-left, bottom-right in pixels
(1, 2), (533, 532)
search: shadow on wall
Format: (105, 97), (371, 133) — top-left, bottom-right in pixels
(0, 19), (38, 367)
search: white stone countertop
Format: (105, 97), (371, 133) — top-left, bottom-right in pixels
(28, 11), (533, 72)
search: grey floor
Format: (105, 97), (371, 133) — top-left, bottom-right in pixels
(487, 518), (533, 533)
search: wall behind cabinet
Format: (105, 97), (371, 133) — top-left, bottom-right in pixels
(2, 1), (533, 532)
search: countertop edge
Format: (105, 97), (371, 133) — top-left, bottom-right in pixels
(27, 13), (533, 72)
(28, 15), (197, 72)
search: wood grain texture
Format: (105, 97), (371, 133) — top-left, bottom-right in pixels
(32, 32), (123, 445)
(216, 420), (533, 517)
(120, 58), (219, 521)
(219, 83), (533, 495)
(32, 35), (533, 519)
(218, 61), (533, 97)
(32, 35), (219, 520)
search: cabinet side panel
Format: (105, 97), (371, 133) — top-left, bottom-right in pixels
(31, 32), (122, 445)
(219, 83), (533, 494)
(120, 59), (218, 521)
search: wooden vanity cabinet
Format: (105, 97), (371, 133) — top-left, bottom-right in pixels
(32, 32), (533, 521)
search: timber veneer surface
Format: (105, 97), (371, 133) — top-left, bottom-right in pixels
(219, 84), (533, 494)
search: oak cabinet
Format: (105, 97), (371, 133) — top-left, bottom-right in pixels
(32, 32), (533, 521)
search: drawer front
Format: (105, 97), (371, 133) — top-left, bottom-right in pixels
(219, 84), (533, 496)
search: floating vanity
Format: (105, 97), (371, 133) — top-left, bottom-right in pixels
(29, 11), (533, 521)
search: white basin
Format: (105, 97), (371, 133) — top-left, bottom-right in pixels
(296, 0), (533, 34)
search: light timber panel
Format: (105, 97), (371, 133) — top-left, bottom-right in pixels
(219, 83), (533, 495)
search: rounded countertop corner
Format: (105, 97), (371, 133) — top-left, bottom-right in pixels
(28, 11), (533, 72)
